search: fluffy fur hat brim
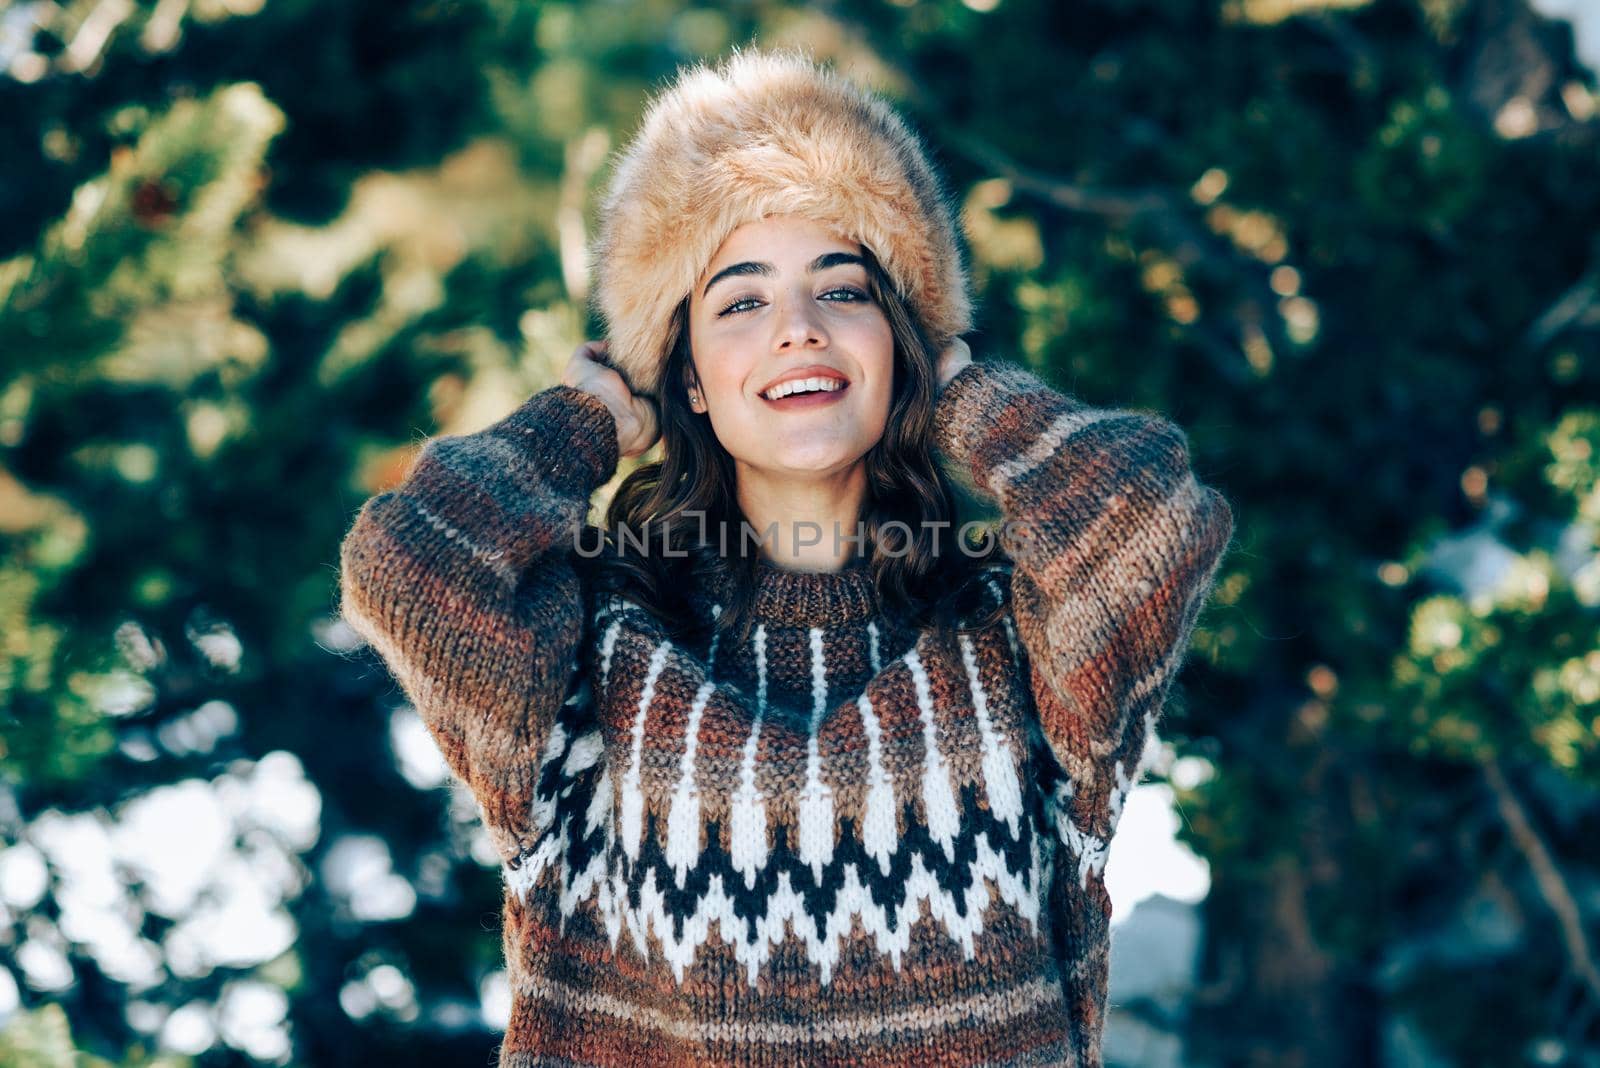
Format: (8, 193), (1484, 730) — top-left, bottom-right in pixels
(587, 44), (973, 399)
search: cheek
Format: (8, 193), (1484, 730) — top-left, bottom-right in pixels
(846, 315), (894, 367)
(856, 330), (896, 404)
(696, 346), (756, 403)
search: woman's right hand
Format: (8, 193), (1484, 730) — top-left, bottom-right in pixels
(561, 339), (660, 459)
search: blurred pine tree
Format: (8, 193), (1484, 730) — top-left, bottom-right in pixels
(1, 0), (1598, 1065)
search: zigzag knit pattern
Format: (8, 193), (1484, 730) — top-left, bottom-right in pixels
(337, 358), (1235, 1067)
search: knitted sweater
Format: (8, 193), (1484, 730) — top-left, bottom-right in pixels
(336, 358), (1235, 1068)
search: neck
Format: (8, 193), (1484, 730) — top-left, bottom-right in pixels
(733, 460), (869, 572)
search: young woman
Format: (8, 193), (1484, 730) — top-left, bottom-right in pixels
(338, 46), (1234, 1068)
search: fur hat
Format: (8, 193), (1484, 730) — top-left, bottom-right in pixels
(586, 44), (974, 399)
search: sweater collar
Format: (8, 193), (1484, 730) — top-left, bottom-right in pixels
(699, 551), (878, 627)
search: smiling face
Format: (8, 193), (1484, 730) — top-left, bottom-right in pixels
(685, 214), (895, 479)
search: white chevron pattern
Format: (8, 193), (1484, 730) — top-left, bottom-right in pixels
(729, 623), (769, 890)
(906, 647), (960, 865)
(514, 732), (1049, 986)
(797, 626), (835, 883)
(957, 633), (1025, 842)
(664, 678), (716, 888)
(858, 690), (897, 877)
(505, 586), (1060, 987)
(620, 641), (670, 863)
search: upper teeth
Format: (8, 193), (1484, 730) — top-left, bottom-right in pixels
(763, 377), (845, 400)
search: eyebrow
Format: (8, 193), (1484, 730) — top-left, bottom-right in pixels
(701, 251), (866, 299)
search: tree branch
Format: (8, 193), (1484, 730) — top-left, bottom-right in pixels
(1480, 752), (1600, 1006)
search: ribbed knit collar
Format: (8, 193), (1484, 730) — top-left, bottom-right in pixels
(698, 551), (879, 627)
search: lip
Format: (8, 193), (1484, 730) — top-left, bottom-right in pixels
(757, 364), (851, 398)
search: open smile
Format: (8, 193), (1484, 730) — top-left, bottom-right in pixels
(759, 378), (849, 409)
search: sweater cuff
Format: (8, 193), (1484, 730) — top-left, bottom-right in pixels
(932, 358), (1079, 488)
(931, 359), (992, 476)
(489, 384), (621, 496)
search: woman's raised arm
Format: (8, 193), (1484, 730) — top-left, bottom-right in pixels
(336, 377), (621, 863)
(933, 355), (1235, 822)
(932, 354), (1234, 1065)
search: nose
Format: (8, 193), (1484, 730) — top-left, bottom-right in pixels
(772, 287), (828, 351)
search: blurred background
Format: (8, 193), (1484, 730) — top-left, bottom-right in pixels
(2, 0), (1599, 1065)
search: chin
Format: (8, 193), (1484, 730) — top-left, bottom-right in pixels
(768, 444), (871, 475)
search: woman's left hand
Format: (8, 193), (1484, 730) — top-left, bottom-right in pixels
(935, 337), (973, 395)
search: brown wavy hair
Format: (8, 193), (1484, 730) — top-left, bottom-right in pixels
(576, 244), (1010, 649)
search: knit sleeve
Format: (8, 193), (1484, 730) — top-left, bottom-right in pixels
(932, 357), (1234, 1066)
(337, 384), (620, 862)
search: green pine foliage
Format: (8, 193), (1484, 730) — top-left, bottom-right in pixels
(2, 0), (1597, 1064)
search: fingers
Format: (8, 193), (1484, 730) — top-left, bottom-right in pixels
(566, 342), (662, 456)
(630, 390), (660, 434)
(564, 340), (617, 389)
(618, 392), (662, 459)
(935, 338), (972, 392)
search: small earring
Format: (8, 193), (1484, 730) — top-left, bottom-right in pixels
(688, 390), (699, 407)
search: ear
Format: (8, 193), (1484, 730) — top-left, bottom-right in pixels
(682, 365), (704, 412)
